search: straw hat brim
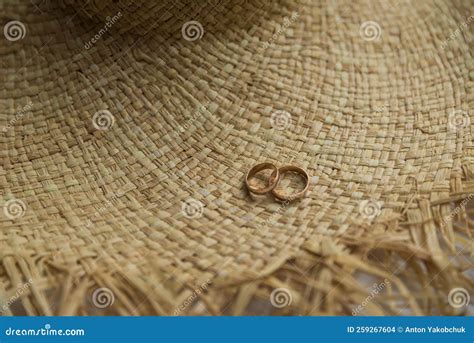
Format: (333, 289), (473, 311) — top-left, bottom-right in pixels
(1, 0), (473, 315)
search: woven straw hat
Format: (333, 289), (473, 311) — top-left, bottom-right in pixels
(1, 0), (473, 316)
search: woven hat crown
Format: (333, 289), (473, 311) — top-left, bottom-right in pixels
(0, 0), (473, 316)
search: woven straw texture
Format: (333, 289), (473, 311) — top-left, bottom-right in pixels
(1, 0), (473, 316)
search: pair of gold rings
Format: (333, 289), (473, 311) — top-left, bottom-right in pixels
(245, 162), (310, 201)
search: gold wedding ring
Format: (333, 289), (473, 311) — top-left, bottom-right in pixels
(245, 162), (280, 195)
(245, 163), (310, 201)
(271, 165), (310, 201)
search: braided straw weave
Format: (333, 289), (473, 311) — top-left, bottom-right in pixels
(0, 0), (473, 316)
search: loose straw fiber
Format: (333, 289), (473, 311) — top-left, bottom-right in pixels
(0, 0), (473, 315)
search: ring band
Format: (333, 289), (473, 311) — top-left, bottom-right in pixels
(271, 165), (310, 201)
(245, 162), (280, 195)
